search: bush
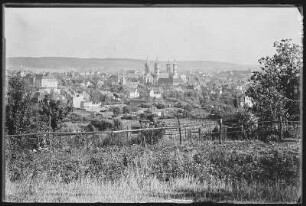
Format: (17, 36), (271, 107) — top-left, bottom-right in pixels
(283, 129), (300, 139)
(112, 106), (122, 117)
(208, 113), (222, 120)
(183, 104), (193, 112)
(139, 128), (165, 145)
(189, 109), (209, 119)
(130, 106), (139, 113)
(139, 103), (152, 108)
(122, 106), (131, 114)
(209, 147), (300, 186)
(113, 118), (123, 131)
(121, 114), (137, 120)
(87, 119), (114, 131)
(174, 101), (183, 108)
(101, 133), (126, 147)
(155, 103), (166, 109)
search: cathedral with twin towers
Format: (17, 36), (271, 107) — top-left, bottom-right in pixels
(143, 58), (182, 85)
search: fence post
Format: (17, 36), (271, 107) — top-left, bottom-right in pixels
(143, 131), (147, 148)
(256, 123), (259, 140)
(176, 112), (182, 145)
(198, 128), (201, 142)
(241, 125), (244, 140)
(179, 127), (182, 145)
(49, 131), (52, 151)
(219, 119), (222, 144)
(279, 119), (283, 141)
(151, 128), (153, 145)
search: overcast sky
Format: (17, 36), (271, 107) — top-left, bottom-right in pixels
(5, 7), (303, 65)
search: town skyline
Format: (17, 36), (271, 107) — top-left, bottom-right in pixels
(4, 5), (302, 202)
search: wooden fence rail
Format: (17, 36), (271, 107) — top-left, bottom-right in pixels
(5, 120), (301, 144)
(4, 124), (215, 138)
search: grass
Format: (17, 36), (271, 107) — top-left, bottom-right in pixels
(5, 138), (301, 203)
(6, 169), (299, 203)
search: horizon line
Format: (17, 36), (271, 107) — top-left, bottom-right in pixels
(6, 56), (258, 66)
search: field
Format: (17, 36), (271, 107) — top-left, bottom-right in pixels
(5, 137), (301, 203)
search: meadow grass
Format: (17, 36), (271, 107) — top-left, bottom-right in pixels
(5, 169), (299, 203)
(5, 139), (301, 203)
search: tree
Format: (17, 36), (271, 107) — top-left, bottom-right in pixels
(155, 102), (166, 109)
(183, 104), (193, 117)
(87, 119), (114, 131)
(5, 72), (32, 135)
(137, 83), (149, 99)
(39, 94), (73, 132)
(112, 106), (122, 117)
(88, 76), (100, 89)
(90, 89), (101, 103)
(122, 106), (131, 114)
(113, 118), (123, 131)
(6, 72), (49, 152)
(246, 39), (302, 122)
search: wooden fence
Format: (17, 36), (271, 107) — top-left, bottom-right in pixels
(5, 120), (301, 148)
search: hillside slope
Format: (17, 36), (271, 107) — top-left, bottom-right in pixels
(6, 57), (258, 72)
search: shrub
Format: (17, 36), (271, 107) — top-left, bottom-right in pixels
(122, 106), (131, 114)
(130, 106), (139, 113)
(209, 147), (300, 186)
(87, 119), (114, 131)
(139, 128), (165, 145)
(155, 103), (166, 109)
(139, 103), (152, 108)
(101, 133), (126, 147)
(112, 106), (122, 117)
(174, 101), (183, 108)
(121, 114), (137, 120)
(183, 104), (193, 112)
(113, 118), (123, 131)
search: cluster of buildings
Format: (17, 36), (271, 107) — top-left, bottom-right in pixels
(10, 57), (254, 116)
(103, 59), (186, 87)
(23, 73), (59, 93)
(142, 59), (184, 85)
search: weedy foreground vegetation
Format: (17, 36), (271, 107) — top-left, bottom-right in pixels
(5, 136), (301, 203)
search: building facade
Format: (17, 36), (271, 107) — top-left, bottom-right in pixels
(24, 74), (58, 90)
(143, 59), (182, 85)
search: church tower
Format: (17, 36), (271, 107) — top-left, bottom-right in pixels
(154, 59), (160, 84)
(144, 58), (150, 74)
(166, 60), (171, 74)
(154, 59), (160, 77)
(173, 60), (178, 77)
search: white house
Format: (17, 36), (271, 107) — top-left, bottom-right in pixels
(129, 88), (140, 98)
(72, 91), (90, 108)
(81, 101), (101, 112)
(149, 89), (162, 99)
(244, 96), (253, 107)
(180, 74), (187, 83)
(239, 95), (253, 108)
(236, 85), (243, 91)
(73, 94), (85, 108)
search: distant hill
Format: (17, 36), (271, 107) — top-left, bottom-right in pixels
(6, 57), (258, 73)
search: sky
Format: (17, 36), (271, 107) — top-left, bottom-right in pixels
(4, 7), (303, 65)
